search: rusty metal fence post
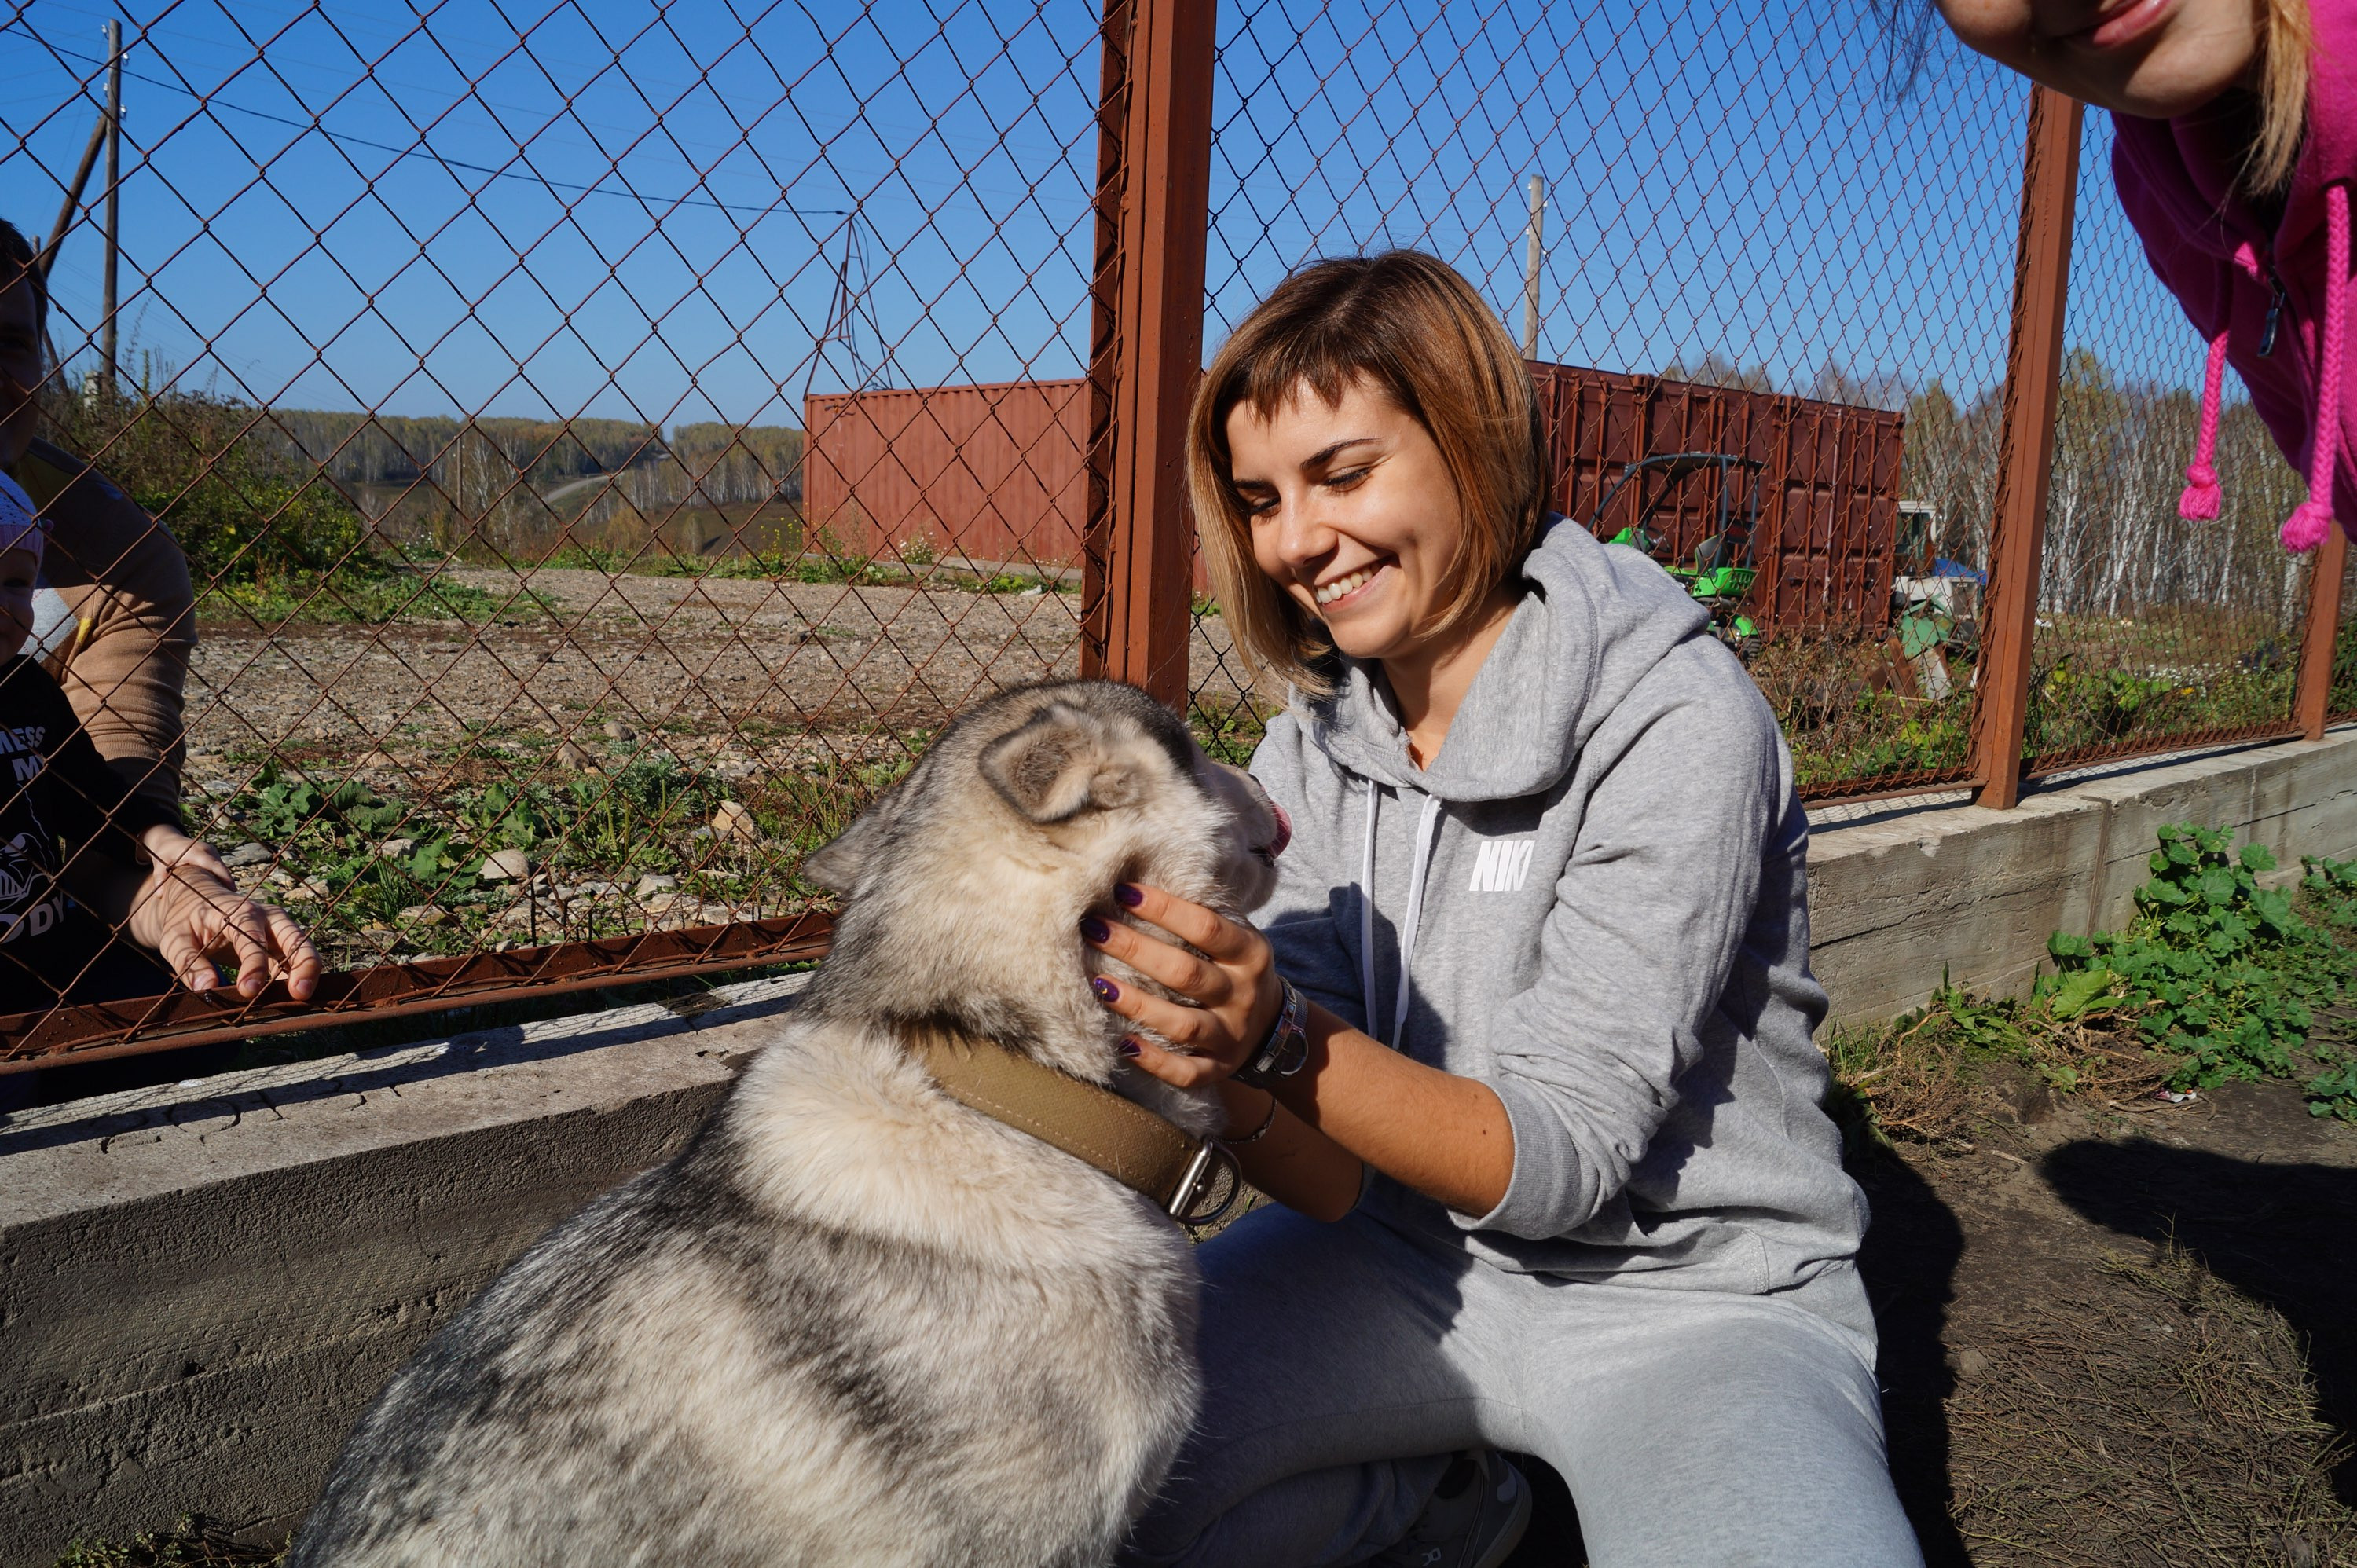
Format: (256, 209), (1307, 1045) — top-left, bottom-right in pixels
(1081, 0), (1219, 709)
(1974, 84), (2084, 811)
(2295, 526), (2348, 739)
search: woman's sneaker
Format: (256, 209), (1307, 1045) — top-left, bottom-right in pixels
(1373, 1449), (1533, 1568)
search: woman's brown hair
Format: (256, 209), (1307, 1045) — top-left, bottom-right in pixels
(1186, 250), (1546, 696)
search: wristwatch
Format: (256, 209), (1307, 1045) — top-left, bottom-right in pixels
(1234, 977), (1309, 1087)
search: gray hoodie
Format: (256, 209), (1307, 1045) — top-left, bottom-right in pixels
(1249, 517), (1867, 1296)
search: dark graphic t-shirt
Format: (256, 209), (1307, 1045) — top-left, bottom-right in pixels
(0, 656), (179, 985)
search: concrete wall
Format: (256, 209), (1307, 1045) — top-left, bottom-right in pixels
(1808, 728), (2357, 1028)
(0, 976), (803, 1565)
(5, 730), (2356, 1562)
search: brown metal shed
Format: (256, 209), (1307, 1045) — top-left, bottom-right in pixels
(806, 365), (1904, 628)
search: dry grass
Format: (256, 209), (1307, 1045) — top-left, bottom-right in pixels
(1946, 1244), (2353, 1566)
(54, 1518), (283, 1567)
(1827, 988), (2176, 1154)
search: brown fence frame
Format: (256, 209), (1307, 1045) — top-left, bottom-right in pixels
(7, 14), (2352, 1069)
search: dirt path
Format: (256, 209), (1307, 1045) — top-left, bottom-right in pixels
(1500, 1075), (2357, 1566)
(1861, 1075), (2355, 1567)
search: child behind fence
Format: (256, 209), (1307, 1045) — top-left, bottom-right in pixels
(0, 471), (318, 1031)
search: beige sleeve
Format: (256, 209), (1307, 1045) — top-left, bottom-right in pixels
(18, 442), (196, 819)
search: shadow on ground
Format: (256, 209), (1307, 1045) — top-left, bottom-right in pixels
(1854, 1151), (1974, 1566)
(2040, 1138), (2357, 1504)
(1843, 1081), (2356, 1566)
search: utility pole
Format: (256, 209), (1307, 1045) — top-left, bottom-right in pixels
(101, 16), (123, 393)
(1521, 174), (1545, 359)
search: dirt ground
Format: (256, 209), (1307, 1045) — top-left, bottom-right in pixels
(1860, 1071), (2356, 1568)
(168, 570), (1270, 969)
(1501, 1069), (2357, 1567)
(181, 567), (1256, 784)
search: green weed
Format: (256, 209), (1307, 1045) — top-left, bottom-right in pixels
(213, 744), (915, 957)
(532, 543), (1069, 594)
(199, 564), (552, 626)
(2040, 826), (2357, 1118)
(1831, 823), (2357, 1146)
(53, 1515), (280, 1566)
(1826, 973), (2167, 1154)
(1189, 699), (1274, 768)
(2026, 656), (2293, 756)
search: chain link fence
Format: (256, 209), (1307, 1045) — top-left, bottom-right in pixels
(0, 0), (2341, 1058)
(2022, 108), (2316, 779)
(1191, 1), (2036, 800)
(2332, 550), (2357, 722)
(6, 0), (1117, 1042)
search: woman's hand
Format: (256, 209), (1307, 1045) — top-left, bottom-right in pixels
(1081, 882), (1282, 1088)
(126, 855), (321, 1001)
(1085, 882), (1366, 1222)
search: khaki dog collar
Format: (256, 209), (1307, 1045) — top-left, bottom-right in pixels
(915, 1028), (1237, 1226)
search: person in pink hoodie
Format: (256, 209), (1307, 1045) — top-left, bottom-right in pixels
(1934, 0), (2352, 552)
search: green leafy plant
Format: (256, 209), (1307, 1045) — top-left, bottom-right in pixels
(1823, 970), (2161, 1154)
(2040, 826), (2357, 1119)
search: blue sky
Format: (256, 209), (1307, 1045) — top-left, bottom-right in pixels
(1, 0), (2212, 431)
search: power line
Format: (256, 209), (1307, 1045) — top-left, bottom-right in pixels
(4, 15), (853, 225)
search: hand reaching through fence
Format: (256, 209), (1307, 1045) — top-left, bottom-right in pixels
(121, 824), (320, 1001)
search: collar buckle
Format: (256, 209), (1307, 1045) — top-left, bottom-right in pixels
(1167, 1138), (1241, 1227)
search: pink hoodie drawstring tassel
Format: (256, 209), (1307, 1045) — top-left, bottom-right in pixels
(2179, 331), (2227, 519)
(2282, 181), (2350, 553)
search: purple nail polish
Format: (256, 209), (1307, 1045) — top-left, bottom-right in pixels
(1115, 883), (1144, 907)
(1080, 914), (1110, 943)
(1116, 1037), (1142, 1057)
(1091, 976), (1120, 1002)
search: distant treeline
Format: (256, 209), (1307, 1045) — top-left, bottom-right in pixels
(665, 422), (805, 506)
(269, 412), (659, 487)
(1901, 347), (2304, 624)
(1662, 346), (2306, 624)
(259, 411), (801, 503)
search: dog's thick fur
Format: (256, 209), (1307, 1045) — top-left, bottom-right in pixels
(287, 680), (1285, 1568)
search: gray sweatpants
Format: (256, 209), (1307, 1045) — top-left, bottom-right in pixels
(1125, 1205), (1925, 1567)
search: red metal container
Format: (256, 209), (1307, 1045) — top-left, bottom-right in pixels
(801, 379), (1091, 569)
(808, 365), (1903, 627)
(1530, 362), (1905, 633)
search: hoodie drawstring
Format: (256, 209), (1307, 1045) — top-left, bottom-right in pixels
(2282, 181), (2350, 554)
(2179, 330), (2227, 521)
(1359, 781), (1444, 1050)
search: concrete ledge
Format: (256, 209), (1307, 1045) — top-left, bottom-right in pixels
(1807, 727), (2357, 1028)
(0, 975), (806, 1566)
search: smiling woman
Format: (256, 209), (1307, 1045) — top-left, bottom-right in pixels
(1092, 253), (1924, 1568)
(1189, 252), (1541, 715)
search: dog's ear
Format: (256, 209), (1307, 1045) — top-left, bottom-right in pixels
(801, 773), (913, 893)
(978, 702), (1149, 823)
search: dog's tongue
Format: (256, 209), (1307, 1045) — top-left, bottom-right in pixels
(1268, 803), (1292, 858)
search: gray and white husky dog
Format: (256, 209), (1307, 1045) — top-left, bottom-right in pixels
(288, 680), (1288, 1568)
